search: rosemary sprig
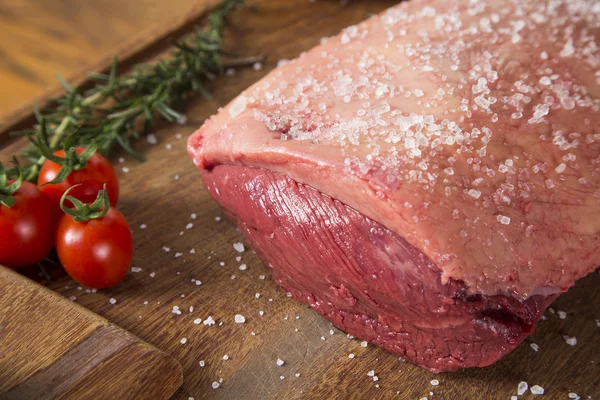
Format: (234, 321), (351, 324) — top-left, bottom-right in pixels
(9, 0), (258, 182)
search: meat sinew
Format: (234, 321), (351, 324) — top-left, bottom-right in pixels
(188, 0), (600, 372)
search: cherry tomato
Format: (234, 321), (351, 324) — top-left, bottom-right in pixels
(56, 206), (132, 289)
(0, 181), (57, 268)
(38, 148), (119, 208)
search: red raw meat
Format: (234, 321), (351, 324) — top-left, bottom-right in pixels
(189, 0), (600, 371)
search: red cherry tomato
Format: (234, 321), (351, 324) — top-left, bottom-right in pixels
(56, 206), (132, 289)
(38, 148), (119, 207)
(0, 181), (57, 268)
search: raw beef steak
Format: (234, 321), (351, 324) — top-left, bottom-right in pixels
(188, 0), (600, 372)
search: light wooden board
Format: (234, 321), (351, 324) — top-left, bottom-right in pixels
(0, 0), (221, 134)
(0, 1), (598, 399)
(0, 267), (183, 399)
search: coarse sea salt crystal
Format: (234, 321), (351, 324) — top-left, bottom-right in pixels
(530, 343), (539, 352)
(234, 314), (246, 323)
(558, 310), (567, 319)
(564, 336), (577, 346)
(212, 382), (220, 389)
(199, 360), (205, 367)
(361, 341), (368, 347)
(518, 381), (528, 395)
(555, 163), (566, 173)
(467, 189), (481, 199)
(229, 95), (247, 118)
(497, 215), (511, 225)
(530, 385), (544, 395)
(233, 242), (245, 253)
(180, 337), (187, 344)
(109, 298), (117, 305)
(430, 379), (439, 386)
(276, 358), (285, 366)
(146, 134), (158, 144)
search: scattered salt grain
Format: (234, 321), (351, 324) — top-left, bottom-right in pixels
(295, 373), (301, 377)
(253, 62), (263, 71)
(431, 379), (439, 386)
(109, 298), (117, 305)
(146, 134), (158, 145)
(233, 243), (245, 253)
(203, 316), (216, 326)
(259, 275), (266, 280)
(194, 318), (202, 325)
(215, 216), (221, 222)
(367, 370), (375, 377)
(149, 271), (156, 278)
(69, 296), (76, 301)
(558, 310), (567, 319)
(361, 341), (368, 347)
(180, 337), (187, 344)
(511, 397), (518, 400)
(280, 376), (285, 380)
(555, 163), (567, 173)
(131, 266), (142, 273)
(186, 223), (194, 230)
(349, 354), (355, 359)
(175, 252), (182, 258)
(564, 336), (577, 346)
(530, 385), (544, 395)
(162, 246), (170, 252)
(518, 381), (528, 395)
(140, 224), (147, 229)
(234, 314), (246, 324)
(212, 382), (220, 389)
(239, 264), (247, 271)
(121, 167), (129, 173)
(223, 355), (229, 361)
(255, 293), (261, 299)
(259, 311), (265, 316)
(530, 343), (539, 352)
(165, 143), (172, 150)
(276, 358), (285, 366)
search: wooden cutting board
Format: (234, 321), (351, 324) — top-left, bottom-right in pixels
(0, 1), (599, 399)
(0, 267), (182, 399)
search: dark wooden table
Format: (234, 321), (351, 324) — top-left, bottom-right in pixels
(0, 1), (599, 399)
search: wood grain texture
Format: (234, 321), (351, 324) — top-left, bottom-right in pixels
(0, 267), (183, 399)
(1, 1), (599, 399)
(0, 0), (221, 134)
